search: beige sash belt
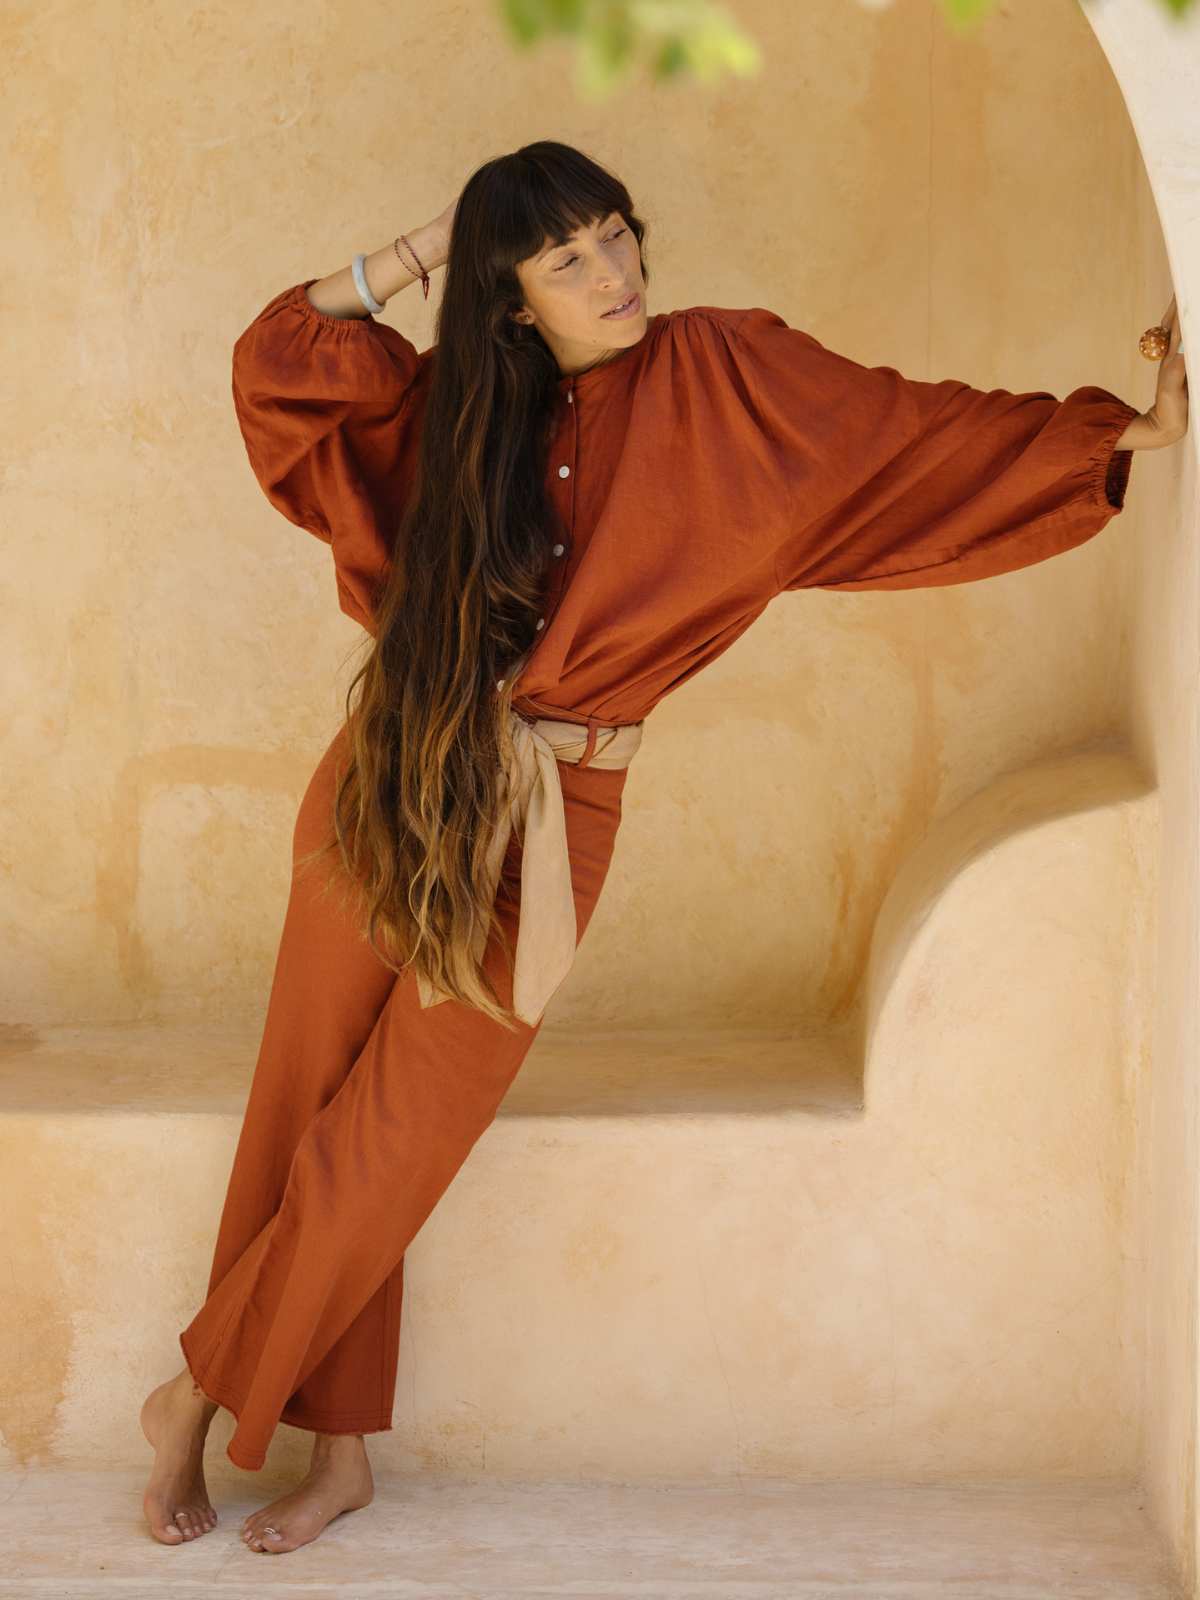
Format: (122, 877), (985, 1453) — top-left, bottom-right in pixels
(416, 711), (645, 1025)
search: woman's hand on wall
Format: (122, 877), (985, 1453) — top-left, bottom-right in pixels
(1119, 293), (1189, 450)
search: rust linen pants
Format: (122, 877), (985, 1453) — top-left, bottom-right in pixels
(178, 720), (629, 1470)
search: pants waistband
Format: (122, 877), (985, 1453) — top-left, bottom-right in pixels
(510, 693), (642, 768)
(416, 705), (644, 1025)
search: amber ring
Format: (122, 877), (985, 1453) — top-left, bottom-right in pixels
(1140, 324), (1184, 359)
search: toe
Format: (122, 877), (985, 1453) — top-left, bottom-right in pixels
(152, 1520), (185, 1544)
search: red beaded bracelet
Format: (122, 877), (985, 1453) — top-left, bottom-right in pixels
(394, 234), (431, 299)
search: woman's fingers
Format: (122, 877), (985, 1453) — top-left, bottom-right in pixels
(1154, 295), (1183, 359)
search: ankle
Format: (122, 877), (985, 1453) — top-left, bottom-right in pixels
(177, 1368), (218, 1418)
(310, 1431), (367, 1464)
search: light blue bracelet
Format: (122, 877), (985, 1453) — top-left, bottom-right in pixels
(351, 252), (385, 316)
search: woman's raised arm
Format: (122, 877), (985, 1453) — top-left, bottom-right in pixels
(230, 209), (454, 633)
(304, 211), (452, 319)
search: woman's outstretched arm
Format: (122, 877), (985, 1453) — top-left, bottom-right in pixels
(726, 304), (1186, 594)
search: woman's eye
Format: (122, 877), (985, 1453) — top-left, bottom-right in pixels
(554, 227), (627, 271)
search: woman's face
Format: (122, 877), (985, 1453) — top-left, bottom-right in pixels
(512, 210), (647, 377)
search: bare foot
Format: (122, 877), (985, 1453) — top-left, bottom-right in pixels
(241, 1432), (374, 1553)
(140, 1367), (220, 1545)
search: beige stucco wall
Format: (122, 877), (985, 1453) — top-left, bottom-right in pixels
(6, 0), (1197, 1588)
(1083, 3), (1200, 1588)
(0, 0), (1151, 1036)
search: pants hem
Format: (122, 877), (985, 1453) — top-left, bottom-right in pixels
(280, 1406), (395, 1433)
(179, 1328), (393, 1465)
(179, 1329), (266, 1470)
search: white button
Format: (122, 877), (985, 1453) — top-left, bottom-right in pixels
(567, 391), (574, 403)
(535, 617), (545, 630)
(552, 542), (565, 557)
(558, 464), (570, 478)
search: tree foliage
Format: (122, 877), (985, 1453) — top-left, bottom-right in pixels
(499, 0), (1194, 96)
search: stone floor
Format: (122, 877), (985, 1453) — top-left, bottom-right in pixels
(0, 1470), (1185, 1598)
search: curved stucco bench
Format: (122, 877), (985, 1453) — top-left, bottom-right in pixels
(0, 744), (1157, 1478)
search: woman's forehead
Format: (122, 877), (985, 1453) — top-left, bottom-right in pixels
(536, 210), (619, 254)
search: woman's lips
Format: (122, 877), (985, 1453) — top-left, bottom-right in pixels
(601, 291), (640, 320)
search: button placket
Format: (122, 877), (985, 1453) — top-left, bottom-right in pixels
(556, 394), (577, 558)
(534, 381), (578, 644)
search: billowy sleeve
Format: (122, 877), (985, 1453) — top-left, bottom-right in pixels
(231, 278), (428, 632)
(730, 307), (1139, 592)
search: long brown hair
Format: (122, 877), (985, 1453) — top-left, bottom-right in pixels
(299, 141), (651, 1030)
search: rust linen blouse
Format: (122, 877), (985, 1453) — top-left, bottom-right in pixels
(231, 279), (1139, 728)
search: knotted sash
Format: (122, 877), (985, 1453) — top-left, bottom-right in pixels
(416, 712), (644, 1025)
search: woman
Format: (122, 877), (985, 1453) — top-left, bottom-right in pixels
(139, 140), (1187, 1554)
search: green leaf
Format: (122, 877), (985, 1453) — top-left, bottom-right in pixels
(500, 0), (549, 46)
(546, 0), (588, 31)
(652, 34), (690, 76)
(940, 0), (996, 26)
